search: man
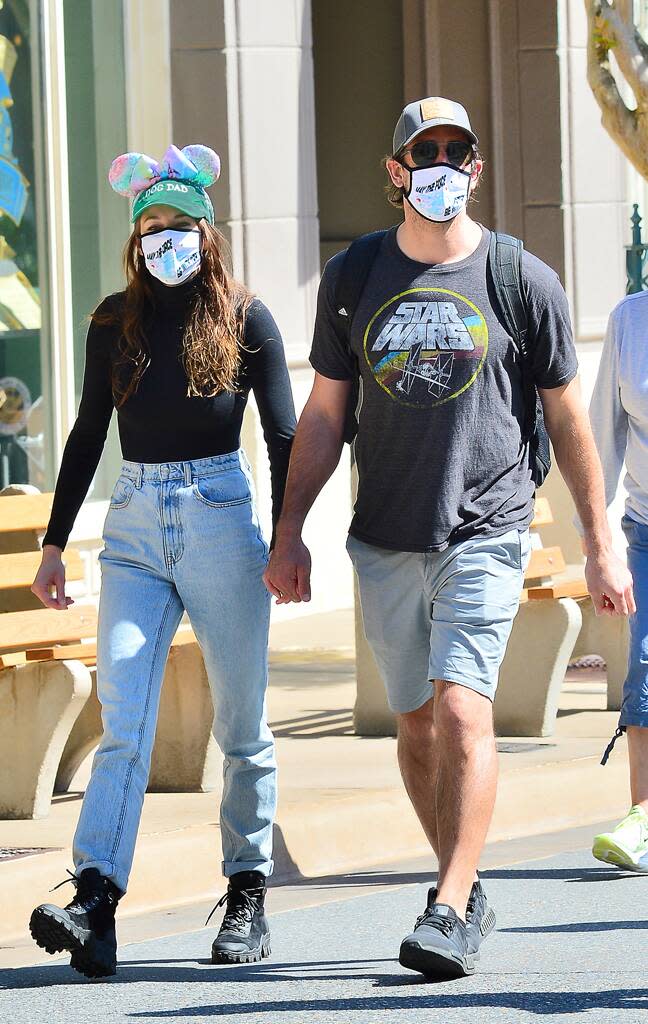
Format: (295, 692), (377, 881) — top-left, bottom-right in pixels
(265, 97), (633, 979)
(582, 292), (648, 872)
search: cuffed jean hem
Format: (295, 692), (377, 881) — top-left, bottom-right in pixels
(74, 858), (126, 895)
(618, 714), (648, 729)
(223, 859), (274, 878)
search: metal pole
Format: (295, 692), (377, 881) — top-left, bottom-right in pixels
(626, 204), (648, 294)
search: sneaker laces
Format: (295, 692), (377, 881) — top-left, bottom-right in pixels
(205, 886), (264, 932)
(415, 907), (455, 937)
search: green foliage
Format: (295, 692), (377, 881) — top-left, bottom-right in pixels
(593, 12), (617, 55)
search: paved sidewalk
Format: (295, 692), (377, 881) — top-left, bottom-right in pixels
(0, 627), (634, 954)
(1, 832), (646, 1024)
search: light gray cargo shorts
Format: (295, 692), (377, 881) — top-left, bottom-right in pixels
(347, 527), (531, 713)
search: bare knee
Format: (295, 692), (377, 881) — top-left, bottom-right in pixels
(397, 696), (436, 744)
(434, 681), (494, 744)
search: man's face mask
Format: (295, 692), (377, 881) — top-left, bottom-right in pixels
(403, 163), (472, 223)
(140, 228), (201, 286)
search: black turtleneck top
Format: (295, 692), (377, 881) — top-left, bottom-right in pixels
(44, 276), (296, 550)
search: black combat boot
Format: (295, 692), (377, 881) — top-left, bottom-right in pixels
(30, 868), (121, 978)
(209, 869), (271, 964)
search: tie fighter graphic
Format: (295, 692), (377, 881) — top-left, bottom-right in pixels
(394, 341), (455, 398)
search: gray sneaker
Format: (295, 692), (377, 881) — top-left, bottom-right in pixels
(465, 880), (496, 953)
(399, 889), (476, 979)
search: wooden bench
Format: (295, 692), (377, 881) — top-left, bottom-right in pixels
(0, 488), (219, 819)
(494, 502), (629, 737)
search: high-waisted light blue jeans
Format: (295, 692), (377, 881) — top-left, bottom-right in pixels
(73, 451), (275, 893)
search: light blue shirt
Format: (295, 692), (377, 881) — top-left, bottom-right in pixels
(588, 290), (648, 527)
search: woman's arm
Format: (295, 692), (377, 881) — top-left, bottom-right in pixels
(243, 300), (297, 541)
(33, 310), (116, 608)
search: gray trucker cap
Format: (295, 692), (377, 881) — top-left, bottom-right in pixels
(393, 96), (478, 154)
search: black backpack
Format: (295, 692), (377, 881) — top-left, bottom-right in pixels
(334, 229), (551, 487)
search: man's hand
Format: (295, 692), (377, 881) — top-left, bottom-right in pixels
(584, 548), (635, 616)
(264, 532), (312, 605)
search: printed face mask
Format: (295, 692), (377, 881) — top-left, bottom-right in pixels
(403, 163), (471, 223)
(140, 228), (201, 286)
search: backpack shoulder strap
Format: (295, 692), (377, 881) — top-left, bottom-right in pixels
(335, 229), (389, 327)
(488, 230), (529, 356)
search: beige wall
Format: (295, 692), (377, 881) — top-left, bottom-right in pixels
(169, 0), (355, 622)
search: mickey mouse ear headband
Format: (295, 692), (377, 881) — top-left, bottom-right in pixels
(109, 144), (221, 225)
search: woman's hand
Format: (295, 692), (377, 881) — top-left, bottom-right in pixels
(31, 545), (75, 610)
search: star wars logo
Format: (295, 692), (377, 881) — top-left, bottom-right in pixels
(372, 301), (475, 352)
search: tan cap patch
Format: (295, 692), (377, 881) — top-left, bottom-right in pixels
(420, 98), (458, 122)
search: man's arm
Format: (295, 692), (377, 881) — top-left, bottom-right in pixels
(539, 377), (634, 616)
(263, 373), (351, 604)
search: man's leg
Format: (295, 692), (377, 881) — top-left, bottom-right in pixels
(628, 726), (648, 811)
(593, 516), (648, 869)
(396, 696), (439, 854)
(432, 681), (497, 917)
(397, 685), (496, 917)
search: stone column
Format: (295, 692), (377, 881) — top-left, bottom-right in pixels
(169, 0), (320, 532)
(169, 0), (319, 355)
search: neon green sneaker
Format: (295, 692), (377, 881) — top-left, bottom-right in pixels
(592, 806), (648, 872)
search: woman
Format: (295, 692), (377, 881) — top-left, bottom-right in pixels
(585, 290), (648, 873)
(28, 145), (296, 978)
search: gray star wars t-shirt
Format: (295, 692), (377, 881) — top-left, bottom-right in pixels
(309, 226), (578, 552)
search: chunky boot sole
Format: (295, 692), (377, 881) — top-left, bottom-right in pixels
(399, 939), (476, 980)
(29, 906), (117, 979)
(211, 935), (271, 965)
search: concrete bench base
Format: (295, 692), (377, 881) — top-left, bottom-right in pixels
(0, 660), (92, 819)
(353, 574), (396, 737)
(495, 598), (583, 737)
(572, 601), (629, 711)
(55, 641), (219, 797)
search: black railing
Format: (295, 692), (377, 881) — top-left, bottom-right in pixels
(626, 204), (648, 293)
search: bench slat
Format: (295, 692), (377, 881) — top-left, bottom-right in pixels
(527, 579), (589, 601)
(0, 651), (27, 668)
(0, 492), (55, 533)
(0, 550), (85, 590)
(22, 626), (197, 664)
(0, 605), (98, 654)
(524, 546), (566, 581)
(530, 497), (553, 528)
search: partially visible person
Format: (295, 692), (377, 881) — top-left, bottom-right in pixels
(584, 292), (648, 872)
(28, 144), (296, 978)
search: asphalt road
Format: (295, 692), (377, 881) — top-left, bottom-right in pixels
(1, 829), (647, 1024)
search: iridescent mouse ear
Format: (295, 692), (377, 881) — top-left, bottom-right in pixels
(108, 152), (160, 197)
(182, 145), (221, 186)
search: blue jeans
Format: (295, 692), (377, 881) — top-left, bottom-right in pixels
(620, 514), (648, 729)
(73, 451), (275, 893)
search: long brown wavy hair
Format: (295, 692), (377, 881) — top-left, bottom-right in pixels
(93, 220), (251, 406)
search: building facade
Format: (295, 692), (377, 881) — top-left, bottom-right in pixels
(1, 0), (641, 614)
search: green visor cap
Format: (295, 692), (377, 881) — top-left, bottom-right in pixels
(132, 179), (214, 224)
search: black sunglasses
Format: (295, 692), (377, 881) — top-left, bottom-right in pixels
(402, 139), (474, 169)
